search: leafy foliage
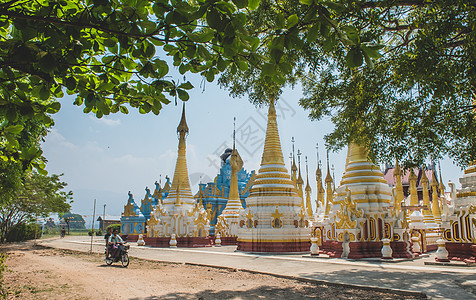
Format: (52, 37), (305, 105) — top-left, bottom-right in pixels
(59, 212), (86, 229)
(0, 0), (474, 169)
(0, 171), (72, 242)
(220, 0), (476, 167)
(0, 251), (6, 298)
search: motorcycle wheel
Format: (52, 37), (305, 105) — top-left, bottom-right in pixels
(121, 253), (129, 268)
(106, 258), (113, 265)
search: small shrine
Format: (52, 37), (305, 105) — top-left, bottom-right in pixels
(443, 162), (476, 262)
(315, 143), (412, 259)
(195, 147), (254, 236)
(120, 192), (146, 236)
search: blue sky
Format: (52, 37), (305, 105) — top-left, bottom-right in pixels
(41, 73), (465, 220)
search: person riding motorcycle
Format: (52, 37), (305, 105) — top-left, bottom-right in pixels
(107, 229), (124, 260)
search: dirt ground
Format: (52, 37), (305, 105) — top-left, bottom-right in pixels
(1, 242), (424, 299)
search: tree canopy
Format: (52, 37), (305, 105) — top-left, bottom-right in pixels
(221, 0), (476, 167)
(0, 0), (474, 169)
(0, 171), (72, 242)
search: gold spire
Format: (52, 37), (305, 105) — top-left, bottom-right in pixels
(324, 150), (333, 218)
(225, 117), (244, 212)
(431, 169), (442, 223)
(165, 103), (194, 205)
(177, 102), (189, 134)
(315, 143), (324, 210)
(305, 156), (312, 217)
(247, 100), (298, 199)
(291, 137), (297, 183)
(420, 167), (434, 223)
(296, 149), (305, 209)
(394, 160), (404, 213)
(409, 169), (419, 206)
(438, 162), (446, 213)
(260, 100), (286, 166)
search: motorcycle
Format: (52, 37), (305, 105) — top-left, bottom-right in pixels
(105, 242), (130, 267)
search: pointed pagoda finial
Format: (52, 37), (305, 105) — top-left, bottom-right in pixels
(325, 150), (332, 183)
(438, 161), (445, 192)
(297, 149), (303, 183)
(233, 117), (236, 150)
(292, 136), (295, 156)
(315, 143), (321, 176)
(331, 164), (335, 189)
(260, 99), (285, 166)
(177, 102), (189, 134)
(305, 156), (309, 181)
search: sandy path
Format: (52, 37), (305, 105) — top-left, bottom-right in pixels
(1, 242), (423, 299)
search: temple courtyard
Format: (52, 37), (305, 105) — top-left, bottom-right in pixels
(0, 236), (474, 299)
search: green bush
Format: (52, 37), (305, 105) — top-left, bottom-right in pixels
(106, 224), (121, 233)
(43, 227), (59, 236)
(95, 229), (102, 236)
(0, 252), (6, 297)
(6, 223), (42, 242)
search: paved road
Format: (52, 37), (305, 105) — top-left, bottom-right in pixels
(40, 237), (476, 299)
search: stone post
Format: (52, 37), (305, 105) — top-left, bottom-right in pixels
(381, 238), (393, 259)
(435, 239), (450, 262)
(169, 233), (177, 248)
(310, 237), (319, 256)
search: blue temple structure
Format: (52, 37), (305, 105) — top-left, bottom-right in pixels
(121, 177), (171, 237)
(195, 148), (255, 235)
(140, 177), (171, 220)
(120, 148), (255, 237)
(120, 192), (146, 235)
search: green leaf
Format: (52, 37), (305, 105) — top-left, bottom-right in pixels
(306, 24), (319, 42)
(236, 60), (248, 71)
(287, 14), (299, 29)
(345, 47), (363, 68)
(232, 0), (248, 9)
(103, 38), (116, 48)
(65, 77), (76, 90)
(48, 101), (61, 113)
(38, 52), (56, 73)
(187, 29), (215, 43)
(276, 13), (285, 29)
(206, 71), (215, 82)
(39, 86), (50, 100)
(178, 82), (194, 90)
(177, 89), (190, 101)
(119, 106), (129, 114)
(154, 59), (169, 78)
(248, 0), (260, 10)
(5, 125), (23, 134)
(299, 0), (313, 5)
(262, 63), (275, 76)
(216, 1), (236, 14)
(278, 62), (292, 74)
